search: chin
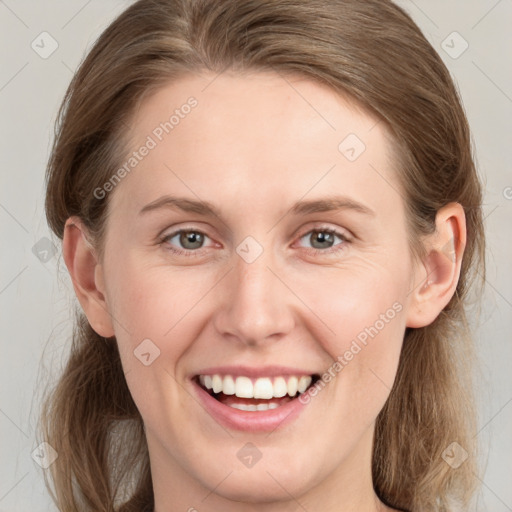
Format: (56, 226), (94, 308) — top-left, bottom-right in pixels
(189, 449), (321, 504)
(205, 473), (301, 504)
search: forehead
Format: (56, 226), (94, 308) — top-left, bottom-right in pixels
(129, 70), (383, 154)
(109, 71), (403, 223)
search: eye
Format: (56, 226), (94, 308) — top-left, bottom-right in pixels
(159, 225), (350, 258)
(160, 229), (214, 257)
(296, 227), (349, 255)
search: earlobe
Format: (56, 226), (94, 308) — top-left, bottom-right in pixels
(62, 217), (115, 337)
(406, 203), (466, 328)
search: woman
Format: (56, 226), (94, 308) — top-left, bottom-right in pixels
(40, 0), (485, 510)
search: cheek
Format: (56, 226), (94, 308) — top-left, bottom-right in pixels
(103, 258), (218, 385)
(105, 255), (203, 338)
(296, 262), (408, 421)
(105, 265), (211, 431)
(295, 259), (408, 353)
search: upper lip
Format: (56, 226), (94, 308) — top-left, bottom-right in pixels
(192, 365), (319, 379)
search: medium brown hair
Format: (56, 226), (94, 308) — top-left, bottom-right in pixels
(40, 0), (485, 510)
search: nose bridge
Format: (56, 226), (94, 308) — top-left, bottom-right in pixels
(214, 238), (294, 345)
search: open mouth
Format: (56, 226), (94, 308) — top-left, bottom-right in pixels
(195, 373), (320, 411)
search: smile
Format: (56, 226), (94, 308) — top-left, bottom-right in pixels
(199, 374), (314, 407)
(192, 369), (320, 431)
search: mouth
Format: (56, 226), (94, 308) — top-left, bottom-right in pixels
(194, 372), (320, 413)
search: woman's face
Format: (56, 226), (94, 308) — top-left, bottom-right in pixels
(98, 71), (418, 508)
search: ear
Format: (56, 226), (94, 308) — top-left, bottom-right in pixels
(406, 202), (466, 328)
(62, 216), (115, 337)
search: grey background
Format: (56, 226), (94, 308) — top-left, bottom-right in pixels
(1, 0), (511, 510)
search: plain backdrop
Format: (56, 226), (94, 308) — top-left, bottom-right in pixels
(1, 1), (511, 510)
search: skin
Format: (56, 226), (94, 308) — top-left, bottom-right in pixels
(63, 71), (466, 511)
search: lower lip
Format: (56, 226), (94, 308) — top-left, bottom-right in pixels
(192, 380), (309, 432)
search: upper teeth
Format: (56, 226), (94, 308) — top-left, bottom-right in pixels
(199, 374), (313, 399)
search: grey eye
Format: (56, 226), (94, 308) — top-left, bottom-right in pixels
(299, 229), (344, 250)
(308, 231), (336, 249)
(177, 231), (204, 250)
(163, 230), (207, 251)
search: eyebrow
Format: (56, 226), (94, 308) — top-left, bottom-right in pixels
(139, 195), (375, 218)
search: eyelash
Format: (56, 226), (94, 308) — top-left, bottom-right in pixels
(159, 226), (350, 258)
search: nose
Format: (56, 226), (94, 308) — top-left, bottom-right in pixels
(212, 245), (295, 347)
